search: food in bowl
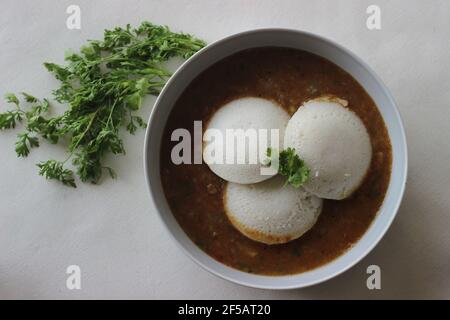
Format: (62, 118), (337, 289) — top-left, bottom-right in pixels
(160, 47), (392, 275)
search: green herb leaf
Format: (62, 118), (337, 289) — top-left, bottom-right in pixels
(267, 147), (310, 188)
(0, 110), (22, 129)
(15, 132), (39, 157)
(5, 93), (20, 106)
(21, 92), (38, 103)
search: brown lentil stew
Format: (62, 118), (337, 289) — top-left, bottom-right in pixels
(160, 47), (392, 275)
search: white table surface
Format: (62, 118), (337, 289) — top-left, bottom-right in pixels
(0, 0), (449, 299)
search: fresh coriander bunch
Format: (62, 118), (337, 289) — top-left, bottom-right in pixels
(0, 22), (205, 187)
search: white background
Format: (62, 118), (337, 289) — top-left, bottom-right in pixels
(0, 0), (449, 299)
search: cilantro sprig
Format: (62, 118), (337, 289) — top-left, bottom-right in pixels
(0, 22), (205, 187)
(266, 147), (310, 188)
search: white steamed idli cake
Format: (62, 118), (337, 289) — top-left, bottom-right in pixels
(284, 97), (372, 200)
(203, 97), (289, 184)
(224, 176), (323, 244)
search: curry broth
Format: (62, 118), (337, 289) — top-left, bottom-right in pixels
(160, 47), (392, 275)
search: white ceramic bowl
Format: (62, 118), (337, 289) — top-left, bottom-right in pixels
(143, 29), (408, 289)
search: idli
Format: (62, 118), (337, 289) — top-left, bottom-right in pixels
(203, 97), (289, 184)
(284, 97), (372, 200)
(224, 176), (323, 244)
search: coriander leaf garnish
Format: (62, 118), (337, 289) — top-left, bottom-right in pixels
(5, 93), (20, 106)
(0, 22), (205, 187)
(266, 147), (310, 188)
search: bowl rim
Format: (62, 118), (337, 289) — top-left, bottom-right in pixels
(143, 28), (408, 290)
